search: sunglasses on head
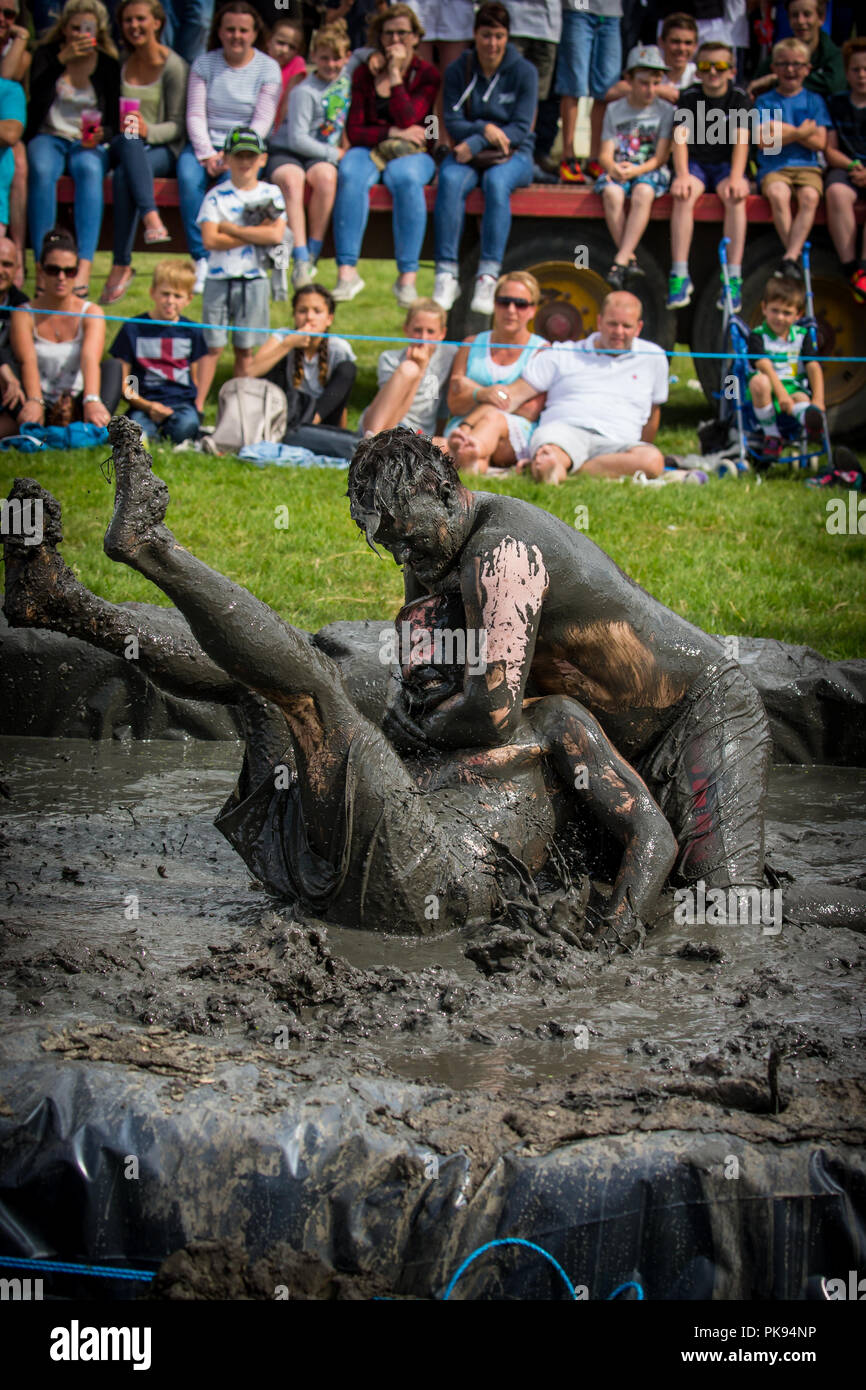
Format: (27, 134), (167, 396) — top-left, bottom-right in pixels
(697, 59), (732, 72)
(43, 263), (79, 277)
(495, 295), (533, 309)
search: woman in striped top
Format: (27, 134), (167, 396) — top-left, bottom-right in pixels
(176, 0), (281, 292)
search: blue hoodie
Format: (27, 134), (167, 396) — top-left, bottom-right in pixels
(442, 43), (538, 157)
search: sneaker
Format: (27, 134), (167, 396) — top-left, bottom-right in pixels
(850, 267), (866, 304)
(292, 258), (313, 289)
(758, 433), (784, 460)
(586, 158), (605, 180)
(716, 273), (742, 312)
(432, 270), (460, 310)
(606, 263), (627, 291)
(532, 161), (558, 184)
(803, 404), (825, 443)
(559, 157), (586, 184)
(331, 271), (365, 302)
(469, 273), (497, 316)
(667, 273), (693, 309)
(392, 278), (418, 310)
(625, 257), (645, 282)
(775, 257), (803, 282)
(193, 256), (208, 295)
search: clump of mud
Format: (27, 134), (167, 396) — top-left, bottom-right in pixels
(149, 1237), (396, 1301)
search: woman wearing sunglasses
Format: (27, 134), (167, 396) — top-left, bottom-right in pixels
(4, 226), (122, 433)
(437, 270), (547, 473)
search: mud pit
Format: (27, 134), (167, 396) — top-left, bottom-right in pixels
(1, 735), (865, 1298)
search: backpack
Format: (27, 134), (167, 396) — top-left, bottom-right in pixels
(201, 378), (289, 455)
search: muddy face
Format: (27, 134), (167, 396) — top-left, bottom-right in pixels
(370, 492), (469, 591)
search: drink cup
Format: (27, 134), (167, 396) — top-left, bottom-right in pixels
(81, 108), (101, 146)
(119, 97), (141, 120)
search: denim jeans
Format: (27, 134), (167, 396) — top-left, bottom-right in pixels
(555, 12), (623, 101)
(27, 135), (110, 264)
(332, 146), (435, 273)
(433, 148), (535, 278)
(110, 137), (176, 265)
(177, 142), (210, 261)
(126, 403), (202, 443)
(159, 0), (214, 65)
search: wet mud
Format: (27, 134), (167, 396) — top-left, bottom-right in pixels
(1, 736), (864, 1111)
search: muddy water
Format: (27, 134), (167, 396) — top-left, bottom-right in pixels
(1, 736), (864, 1096)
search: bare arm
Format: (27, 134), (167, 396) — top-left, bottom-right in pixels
(0, 117), (22, 149)
(496, 375), (538, 412)
(247, 331), (307, 379)
(641, 404), (661, 443)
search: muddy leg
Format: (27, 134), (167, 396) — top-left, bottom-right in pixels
(527, 694), (677, 949)
(102, 418), (385, 858)
(3, 478), (243, 704)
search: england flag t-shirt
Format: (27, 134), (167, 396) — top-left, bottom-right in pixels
(110, 315), (208, 407)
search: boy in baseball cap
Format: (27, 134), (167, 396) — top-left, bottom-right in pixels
(194, 127), (288, 408)
(595, 45), (674, 289)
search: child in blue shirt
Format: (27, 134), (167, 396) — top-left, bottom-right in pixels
(754, 37), (832, 277)
(111, 260), (207, 444)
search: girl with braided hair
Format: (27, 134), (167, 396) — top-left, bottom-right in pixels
(249, 283), (356, 436)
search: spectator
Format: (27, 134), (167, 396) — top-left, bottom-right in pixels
(595, 44), (673, 289)
(99, 0), (188, 306)
(8, 226), (120, 427)
(408, 0), (473, 77)
(194, 126), (287, 409)
(177, 0), (281, 294)
(360, 296), (455, 435)
(667, 39), (751, 311)
(0, 233), (30, 434)
(746, 273), (824, 458)
(500, 290), (668, 483)
(439, 270), (547, 470)
(590, 11), (697, 180)
(432, 3), (537, 317)
(268, 14), (306, 126)
(267, 20), (360, 290)
(507, 0), (562, 108)
(0, 61), (24, 242)
(825, 37), (866, 302)
(25, 0), (121, 296)
(749, 0), (845, 101)
(249, 282), (357, 431)
(555, 0), (622, 185)
(331, 4), (439, 307)
(0, 0), (31, 279)
(753, 37), (831, 277)
(110, 257), (206, 443)
(157, 0), (213, 66)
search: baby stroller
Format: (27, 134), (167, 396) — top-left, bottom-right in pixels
(703, 238), (833, 475)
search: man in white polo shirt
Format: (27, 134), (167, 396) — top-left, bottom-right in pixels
(503, 290), (669, 483)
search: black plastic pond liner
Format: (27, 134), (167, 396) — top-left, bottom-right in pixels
(1, 1058), (864, 1301)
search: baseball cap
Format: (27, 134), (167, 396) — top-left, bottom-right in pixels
(625, 44), (667, 73)
(224, 126), (265, 155)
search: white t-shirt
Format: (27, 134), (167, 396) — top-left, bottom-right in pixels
(196, 178), (286, 279)
(523, 333), (669, 439)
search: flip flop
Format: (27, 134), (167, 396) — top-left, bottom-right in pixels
(144, 226), (171, 245)
(98, 269), (136, 306)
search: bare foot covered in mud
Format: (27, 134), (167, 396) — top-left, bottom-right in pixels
(104, 417), (170, 562)
(2, 477), (75, 628)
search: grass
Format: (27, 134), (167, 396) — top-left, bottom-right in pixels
(2, 251), (865, 660)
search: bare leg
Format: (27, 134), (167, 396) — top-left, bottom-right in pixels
(602, 183), (626, 249)
(581, 444), (663, 478)
(765, 181), (793, 252)
(195, 348), (221, 412)
(306, 161), (338, 245)
(616, 182), (654, 264)
(785, 187), (820, 262)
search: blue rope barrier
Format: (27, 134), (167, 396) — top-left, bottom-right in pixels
(608, 1280), (645, 1300)
(0, 1254), (155, 1281)
(8, 306), (866, 363)
(443, 1238), (578, 1300)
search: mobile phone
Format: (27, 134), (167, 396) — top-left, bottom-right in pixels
(79, 17), (97, 38)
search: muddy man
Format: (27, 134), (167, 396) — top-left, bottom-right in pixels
(3, 420), (680, 954)
(348, 427), (772, 892)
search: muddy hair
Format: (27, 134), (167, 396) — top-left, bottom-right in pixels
(290, 284), (334, 390)
(348, 427), (461, 545)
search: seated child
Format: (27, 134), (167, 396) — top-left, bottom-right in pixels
(668, 39), (752, 311)
(268, 15), (307, 127)
(267, 20), (363, 289)
(360, 298), (456, 436)
(753, 37), (831, 278)
(111, 258), (206, 445)
(249, 283), (356, 431)
(825, 37), (866, 303)
(747, 274), (825, 459)
(195, 127), (288, 410)
(595, 45), (674, 287)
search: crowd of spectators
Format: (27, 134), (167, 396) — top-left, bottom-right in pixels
(0, 0), (861, 472)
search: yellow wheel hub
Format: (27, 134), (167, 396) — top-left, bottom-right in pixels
(525, 260), (611, 342)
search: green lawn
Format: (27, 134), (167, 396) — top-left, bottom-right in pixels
(2, 252), (864, 660)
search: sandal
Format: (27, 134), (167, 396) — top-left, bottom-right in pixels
(144, 225), (171, 245)
(98, 269), (136, 306)
(73, 284), (89, 298)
